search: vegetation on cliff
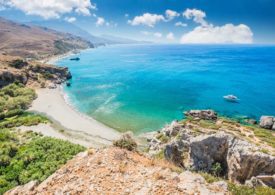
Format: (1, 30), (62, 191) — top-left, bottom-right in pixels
(0, 84), (85, 194)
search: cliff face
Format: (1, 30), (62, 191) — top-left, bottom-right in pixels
(0, 55), (71, 88)
(0, 17), (93, 59)
(6, 147), (228, 195)
(148, 110), (275, 189)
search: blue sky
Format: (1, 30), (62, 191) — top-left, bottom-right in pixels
(0, 0), (274, 43)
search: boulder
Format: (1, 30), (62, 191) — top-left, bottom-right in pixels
(259, 116), (274, 129)
(245, 175), (275, 188)
(163, 132), (275, 187)
(163, 121), (183, 137)
(227, 138), (275, 184)
(164, 140), (188, 167)
(188, 133), (231, 173)
(244, 119), (257, 125)
(184, 110), (217, 121)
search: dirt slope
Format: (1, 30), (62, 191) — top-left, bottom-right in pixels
(0, 17), (92, 59)
(6, 147), (228, 195)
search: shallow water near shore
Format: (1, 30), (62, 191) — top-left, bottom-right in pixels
(57, 44), (275, 134)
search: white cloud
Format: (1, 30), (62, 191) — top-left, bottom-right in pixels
(183, 8), (208, 26)
(181, 8), (253, 44)
(166, 32), (175, 40)
(154, 32), (162, 38)
(141, 31), (150, 35)
(180, 24), (253, 44)
(65, 17), (76, 23)
(96, 17), (105, 26)
(165, 9), (179, 21)
(175, 22), (187, 27)
(128, 13), (165, 27)
(1, 0), (96, 19)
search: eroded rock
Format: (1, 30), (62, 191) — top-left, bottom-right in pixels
(184, 109), (218, 121)
(149, 115), (275, 188)
(260, 116), (274, 130)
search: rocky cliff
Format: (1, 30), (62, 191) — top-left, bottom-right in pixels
(0, 54), (71, 88)
(148, 110), (275, 189)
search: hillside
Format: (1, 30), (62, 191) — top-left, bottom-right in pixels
(0, 54), (71, 88)
(29, 20), (108, 46)
(6, 147), (228, 195)
(0, 18), (93, 59)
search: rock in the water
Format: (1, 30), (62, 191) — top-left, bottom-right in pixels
(259, 116), (274, 129)
(184, 110), (217, 121)
(244, 119), (257, 125)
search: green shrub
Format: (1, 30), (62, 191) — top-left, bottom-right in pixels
(0, 113), (49, 129)
(228, 182), (275, 195)
(42, 71), (54, 80)
(9, 59), (27, 69)
(156, 133), (169, 143)
(154, 149), (165, 159)
(210, 162), (223, 177)
(0, 83), (36, 115)
(113, 134), (137, 151)
(0, 137), (85, 193)
(199, 172), (222, 183)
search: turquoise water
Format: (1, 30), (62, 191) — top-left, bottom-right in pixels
(57, 44), (275, 134)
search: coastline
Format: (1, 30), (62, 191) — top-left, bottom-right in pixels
(29, 86), (121, 148)
(30, 48), (125, 148)
(39, 51), (76, 64)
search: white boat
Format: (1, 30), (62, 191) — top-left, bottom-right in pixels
(223, 95), (239, 102)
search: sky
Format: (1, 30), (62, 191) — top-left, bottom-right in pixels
(0, 0), (274, 44)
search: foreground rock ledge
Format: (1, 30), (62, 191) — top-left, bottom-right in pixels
(149, 117), (275, 188)
(6, 147), (228, 195)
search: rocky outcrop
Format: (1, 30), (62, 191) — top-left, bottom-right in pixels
(5, 147), (228, 195)
(184, 109), (217, 120)
(0, 55), (71, 88)
(187, 132), (275, 184)
(148, 113), (275, 188)
(245, 175), (275, 188)
(260, 116), (275, 130)
(0, 69), (28, 87)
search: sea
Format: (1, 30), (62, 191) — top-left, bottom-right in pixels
(56, 44), (275, 134)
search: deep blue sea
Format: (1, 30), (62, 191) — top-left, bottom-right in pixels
(57, 44), (275, 134)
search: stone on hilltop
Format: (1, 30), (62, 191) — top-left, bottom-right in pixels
(184, 109), (217, 120)
(260, 116), (274, 129)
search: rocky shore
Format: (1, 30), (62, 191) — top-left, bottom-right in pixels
(0, 54), (71, 88)
(148, 110), (275, 189)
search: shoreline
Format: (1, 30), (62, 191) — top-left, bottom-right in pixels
(29, 86), (121, 148)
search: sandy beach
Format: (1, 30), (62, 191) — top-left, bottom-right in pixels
(29, 87), (121, 148)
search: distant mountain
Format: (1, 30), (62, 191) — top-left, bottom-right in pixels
(29, 20), (108, 46)
(0, 17), (92, 59)
(99, 34), (149, 44)
(29, 20), (149, 45)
